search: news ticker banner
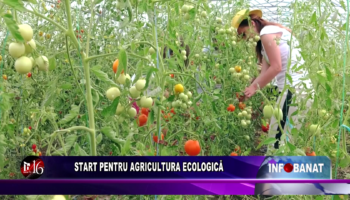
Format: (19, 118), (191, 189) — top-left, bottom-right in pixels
(1, 156), (350, 195)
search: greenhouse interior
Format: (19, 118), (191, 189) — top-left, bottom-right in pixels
(0, 0), (350, 199)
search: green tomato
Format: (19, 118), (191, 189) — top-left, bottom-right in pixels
(274, 108), (283, 121)
(241, 120), (247, 127)
(319, 109), (327, 117)
(254, 35), (260, 42)
(309, 124), (321, 135)
(149, 47), (155, 54)
(187, 91), (192, 98)
(172, 101), (177, 107)
(263, 105), (274, 119)
(181, 5), (189, 12)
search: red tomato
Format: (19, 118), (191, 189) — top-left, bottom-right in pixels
(153, 135), (159, 143)
(138, 114), (148, 126)
(141, 108), (149, 117)
(262, 123), (269, 132)
(184, 140), (201, 156)
(227, 104), (235, 112)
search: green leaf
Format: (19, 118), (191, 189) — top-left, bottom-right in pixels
(101, 96), (120, 117)
(342, 23), (347, 31)
(0, 92), (13, 111)
(135, 60), (143, 80)
(41, 77), (58, 107)
(325, 83), (332, 95)
(194, 94), (202, 103)
(3, 14), (24, 42)
(0, 135), (6, 170)
(52, 134), (78, 156)
(256, 137), (276, 150)
(58, 105), (80, 124)
(310, 11), (317, 25)
(325, 67), (333, 81)
(48, 57), (56, 71)
(94, 0), (103, 4)
(23, 0), (37, 4)
(339, 157), (350, 168)
(333, 195), (341, 200)
(326, 97), (332, 108)
(212, 101), (217, 113)
(96, 133), (102, 145)
(167, 59), (177, 70)
(295, 149), (306, 156)
(121, 136), (132, 155)
(315, 196), (323, 200)
(60, 83), (72, 90)
(58, 113), (77, 124)
(316, 74), (326, 84)
(125, 0), (133, 22)
(287, 141), (296, 152)
(74, 143), (88, 156)
(285, 73), (293, 85)
(149, 108), (155, 124)
(167, 95), (175, 102)
(291, 110), (298, 116)
(91, 66), (118, 87)
(144, 67), (158, 90)
(340, 0), (346, 10)
(188, 8), (196, 20)
(116, 49), (127, 77)
(100, 127), (124, 150)
(3, 0), (25, 11)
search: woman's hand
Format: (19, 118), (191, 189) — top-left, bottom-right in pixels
(244, 85), (257, 99)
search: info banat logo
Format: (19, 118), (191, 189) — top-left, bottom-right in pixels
(20, 156), (45, 179)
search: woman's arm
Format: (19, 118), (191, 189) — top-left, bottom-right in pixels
(260, 58), (269, 75)
(249, 34), (282, 90)
(251, 59), (269, 84)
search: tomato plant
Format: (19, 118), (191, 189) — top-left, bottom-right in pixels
(0, 0), (349, 199)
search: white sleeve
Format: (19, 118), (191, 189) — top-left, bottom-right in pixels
(260, 26), (283, 36)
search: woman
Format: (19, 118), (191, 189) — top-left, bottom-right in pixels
(231, 9), (313, 152)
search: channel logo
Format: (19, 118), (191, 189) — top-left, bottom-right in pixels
(268, 163), (324, 173)
(20, 156), (45, 179)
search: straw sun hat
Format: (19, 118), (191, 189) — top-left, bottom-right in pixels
(231, 9), (263, 29)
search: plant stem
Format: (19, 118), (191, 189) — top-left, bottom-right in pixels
(63, 0), (96, 155)
(85, 0), (96, 57)
(66, 36), (85, 97)
(64, 0), (74, 32)
(56, 126), (94, 133)
(82, 58), (96, 156)
(24, 8), (67, 32)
